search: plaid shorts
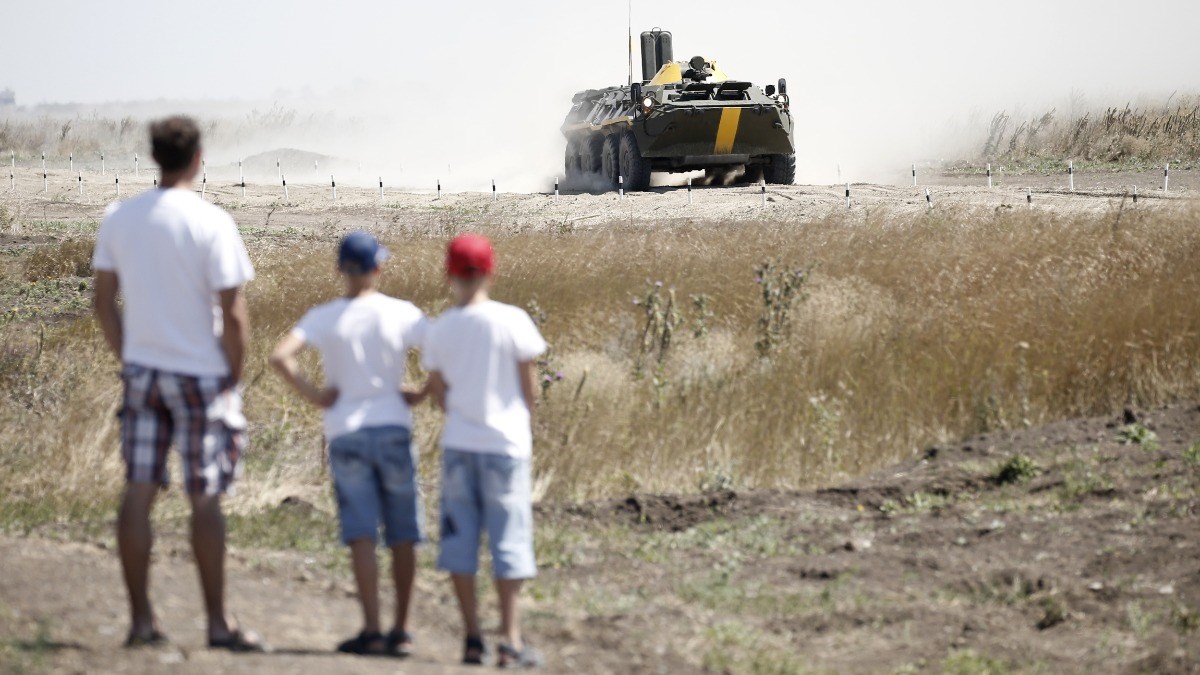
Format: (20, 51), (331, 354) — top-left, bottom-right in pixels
(119, 363), (247, 496)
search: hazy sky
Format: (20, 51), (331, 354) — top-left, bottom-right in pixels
(3, 0), (1198, 184)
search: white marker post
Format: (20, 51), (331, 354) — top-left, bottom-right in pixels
(101, 152), (106, 176)
(845, 183), (851, 209)
(760, 178), (767, 207)
(379, 177), (384, 201)
(437, 179), (441, 198)
(201, 172), (207, 200)
(239, 159), (244, 186)
(554, 177), (559, 201)
(41, 152), (45, 172)
(1163, 163), (1169, 192)
(925, 187), (933, 210)
(134, 153), (139, 177)
(912, 163), (917, 186)
(331, 175), (337, 201)
(43, 171), (47, 192)
(1068, 160), (1074, 192)
(1132, 185), (1139, 206)
(115, 174), (120, 198)
(986, 163), (992, 189)
(282, 175), (289, 202)
(687, 176), (693, 204)
(70, 154), (74, 173)
(1027, 187), (1033, 209)
(492, 179), (497, 202)
(78, 172), (82, 196)
(276, 158), (281, 180)
(618, 175), (624, 201)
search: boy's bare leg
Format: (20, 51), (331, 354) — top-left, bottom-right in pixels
(118, 483), (160, 639)
(349, 539), (382, 634)
(390, 543), (416, 634)
(190, 494), (233, 641)
(451, 573), (482, 638)
(495, 578), (524, 650)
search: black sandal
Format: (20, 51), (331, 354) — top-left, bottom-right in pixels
(497, 642), (544, 669)
(386, 629), (414, 657)
(208, 627), (268, 653)
(336, 630), (386, 655)
(123, 630), (168, 649)
(463, 635), (488, 665)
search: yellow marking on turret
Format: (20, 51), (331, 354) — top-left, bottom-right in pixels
(714, 108), (742, 154)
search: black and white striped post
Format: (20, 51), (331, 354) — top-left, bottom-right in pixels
(553, 177), (559, 201)
(1067, 160), (1074, 192)
(276, 158), (281, 180)
(41, 151), (45, 172)
(282, 175), (289, 202)
(42, 171), (47, 192)
(115, 174), (120, 198)
(154, 175), (158, 188)
(687, 176), (693, 204)
(78, 172), (82, 196)
(240, 160), (246, 198)
(844, 183), (850, 209)
(201, 172), (207, 200)
(492, 179), (497, 202)
(100, 152), (106, 176)
(986, 163), (992, 189)
(1133, 185), (1139, 206)
(331, 175), (337, 201)
(1026, 187), (1032, 209)
(437, 179), (441, 198)
(925, 188), (932, 210)
(379, 177), (384, 201)
(618, 175), (624, 200)
(134, 153), (139, 177)
(70, 153), (74, 173)
(760, 178), (767, 207)
(912, 163), (917, 186)
(1163, 163), (1170, 192)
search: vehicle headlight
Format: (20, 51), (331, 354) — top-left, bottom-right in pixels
(642, 97), (655, 113)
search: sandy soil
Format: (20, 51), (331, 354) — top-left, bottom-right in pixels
(2, 403), (1198, 673)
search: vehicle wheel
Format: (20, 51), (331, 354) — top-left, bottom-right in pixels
(764, 153), (797, 185)
(738, 164), (765, 185)
(564, 138), (581, 177)
(601, 134), (621, 189)
(580, 135), (604, 176)
(619, 132), (652, 191)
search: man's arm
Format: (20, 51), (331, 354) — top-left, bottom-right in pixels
(93, 270), (123, 360)
(218, 287), (250, 386)
(426, 371), (448, 411)
(518, 360), (538, 417)
(268, 332), (338, 408)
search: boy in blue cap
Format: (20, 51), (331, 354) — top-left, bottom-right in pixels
(270, 231), (427, 657)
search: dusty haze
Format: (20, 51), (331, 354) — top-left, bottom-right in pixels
(3, 0), (1198, 189)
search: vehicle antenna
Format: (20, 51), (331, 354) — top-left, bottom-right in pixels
(627, 0), (633, 87)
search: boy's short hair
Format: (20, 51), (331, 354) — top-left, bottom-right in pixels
(149, 116), (201, 172)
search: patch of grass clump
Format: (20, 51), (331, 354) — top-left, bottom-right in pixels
(994, 454), (1041, 484)
(23, 239), (95, 282)
(1117, 424), (1159, 451)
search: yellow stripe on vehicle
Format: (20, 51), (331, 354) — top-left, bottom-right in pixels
(714, 108), (742, 154)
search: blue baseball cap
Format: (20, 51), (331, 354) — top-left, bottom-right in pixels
(338, 231), (390, 275)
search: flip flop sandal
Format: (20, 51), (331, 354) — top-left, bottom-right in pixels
(386, 629), (414, 657)
(462, 635), (489, 665)
(497, 642), (544, 669)
(336, 630), (386, 656)
(123, 631), (169, 649)
(208, 628), (268, 653)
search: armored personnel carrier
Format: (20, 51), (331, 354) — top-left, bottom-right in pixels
(562, 29), (796, 192)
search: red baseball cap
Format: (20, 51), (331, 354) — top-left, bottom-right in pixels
(446, 234), (495, 278)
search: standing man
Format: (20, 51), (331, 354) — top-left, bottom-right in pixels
(92, 116), (263, 651)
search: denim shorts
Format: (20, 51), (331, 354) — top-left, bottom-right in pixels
(438, 449), (536, 580)
(328, 426), (423, 547)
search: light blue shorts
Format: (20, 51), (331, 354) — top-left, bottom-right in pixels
(438, 449), (536, 580)
(328, 426), (423, 547)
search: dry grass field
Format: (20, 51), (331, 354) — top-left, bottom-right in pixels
(1, 157), (1199, 671)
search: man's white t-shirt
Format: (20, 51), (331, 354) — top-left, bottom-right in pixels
(422, 300), (547, 458)
(292, 293), (427, 441)
(92, 188), (255, 377)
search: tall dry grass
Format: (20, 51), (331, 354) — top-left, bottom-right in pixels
(3, 203), (1200, 526)
(978, 95), (1200, 165)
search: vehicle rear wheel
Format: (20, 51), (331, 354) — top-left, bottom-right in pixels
(601, 134), (621, 189)
(580, 135), (604, 176)
(619, 132), (652, 191)
(764, 153), (797, 185)
(565, 139), (581, 177)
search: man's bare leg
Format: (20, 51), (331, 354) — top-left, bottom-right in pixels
(189, 494), (233, 641)
(349, 538), (382, 635)
(495, 578), (524, 650)
(118, 483), (160, 640)
(390, 543), (416, 635)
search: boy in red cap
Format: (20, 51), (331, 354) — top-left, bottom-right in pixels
(421, 234), (546, 667)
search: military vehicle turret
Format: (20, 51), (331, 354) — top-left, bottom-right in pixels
(562, 29), (796, 192)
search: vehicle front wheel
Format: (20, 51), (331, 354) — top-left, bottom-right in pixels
(619, 132), (652, 191)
